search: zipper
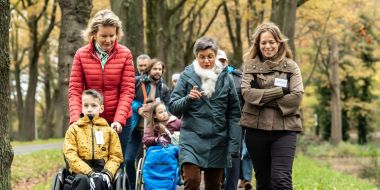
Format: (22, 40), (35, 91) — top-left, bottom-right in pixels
(91, 121), (95, 164)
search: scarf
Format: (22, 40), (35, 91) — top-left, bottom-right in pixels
(94, 42), (109, 69)
(193, 60), (224, 98)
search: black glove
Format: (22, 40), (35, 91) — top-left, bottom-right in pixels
(231, 152), (239, 158)
(250, 80), (260, 89)
(282, 87), (290, 95)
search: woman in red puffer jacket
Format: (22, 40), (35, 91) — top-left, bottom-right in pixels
(68, 9), (135, 133)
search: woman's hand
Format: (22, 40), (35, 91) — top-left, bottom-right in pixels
(111, 122), (122, 133)
(188, 86), (203, 100)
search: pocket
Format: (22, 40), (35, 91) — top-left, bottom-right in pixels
(240, 104), (259, 128)
(242, 104), (259, 115)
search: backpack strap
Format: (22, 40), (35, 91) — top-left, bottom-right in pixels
(141, 83), (148, 104)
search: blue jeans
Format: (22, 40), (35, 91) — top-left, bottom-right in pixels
(118, 119), (131, 170)
(240, 141), (253, 181)
(125, 128), (143, 190)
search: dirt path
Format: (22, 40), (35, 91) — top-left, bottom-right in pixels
(13, 142), (63, 155)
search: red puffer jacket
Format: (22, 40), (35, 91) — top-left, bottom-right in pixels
(69, 41), (135, 126)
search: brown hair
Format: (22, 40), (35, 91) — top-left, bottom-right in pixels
(244, 22), (292, 62)
(146, 102), (168, 135)
(82, 9), (123, 42)
(83, 89), (104, 104)
(145, 58), (165, 74)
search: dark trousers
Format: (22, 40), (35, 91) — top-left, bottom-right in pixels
(125, 128), (143, 190)
(245, 129), (297, 190)
(118, 119), (131, 169)
(183, 163), (224, 190)
(223, 157), (240, 190)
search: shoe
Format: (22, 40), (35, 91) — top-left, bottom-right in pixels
(244, 181), (252, 190)
(238, 180), (246, 188)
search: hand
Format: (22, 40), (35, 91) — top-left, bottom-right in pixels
(231, 152), (239, 158)
(138, 105), (149, 118)
(111, 122), (122, 133)
(188, 86), (203, 100)
(250, 80), (260, 89)
(282, 87), (290, 95)
(157, 136), (169, 147)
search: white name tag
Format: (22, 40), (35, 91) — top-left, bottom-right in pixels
(95, 131), (104, 145)
(274, 78), (288, 88)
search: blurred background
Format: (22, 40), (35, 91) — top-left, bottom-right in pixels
(4, 0), (380, 189)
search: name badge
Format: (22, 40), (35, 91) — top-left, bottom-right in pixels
(274, 78), (288, 88)
(95, 131), (104, 145)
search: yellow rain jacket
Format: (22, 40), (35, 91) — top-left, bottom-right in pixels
(63, 115), (123, 180)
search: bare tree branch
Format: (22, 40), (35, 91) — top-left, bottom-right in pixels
(297, 0), (309, 7)
(11, 0), (22, 11)
(13, 8), (28, 23)
(167, 0), (186, 18)
(36, 0), (50, 22)
(37, 0), (57, 51)
(176, 0), (200, 29)
(304, 0), (335, 89)
(199, 2), (223, 37)
(223, 1), (236, 48)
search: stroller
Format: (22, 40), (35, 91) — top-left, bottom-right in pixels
(135, 144), (180, 190)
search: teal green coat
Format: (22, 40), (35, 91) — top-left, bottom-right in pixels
(169, 63), (241, 168)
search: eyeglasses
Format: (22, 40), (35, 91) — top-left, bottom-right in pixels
(198, 55), (215, 62)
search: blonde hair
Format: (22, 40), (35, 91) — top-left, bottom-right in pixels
(82, 9), (123, 42)
(244, 22), (292, 62)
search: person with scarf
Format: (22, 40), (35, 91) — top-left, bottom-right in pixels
(240, 22), (304, 190)
(170, 37), (241, 190)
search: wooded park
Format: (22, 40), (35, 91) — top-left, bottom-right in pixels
(1, 0), (380, 189)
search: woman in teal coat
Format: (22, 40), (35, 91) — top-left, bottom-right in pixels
(169, 37), (241, 190)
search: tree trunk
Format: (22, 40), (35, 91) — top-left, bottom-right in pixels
(0, 0), (14, 188)
(55, 0), (93, 137)
(329, 36), (341, 145)
(126, 0), (145, 55)
(10, 20), (25, 136)
(21, 17), (39, 140)
(110, 0), (128, 45)
(41, 45), (54, 138)
(146, 0), (159, 58)
(111, 0), (144, 57)
(270, 0), (297, 57)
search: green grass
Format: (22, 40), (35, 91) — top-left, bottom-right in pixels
(11, 149), (65, 187)
(297, 135), (380, 157)
(11, 138), (64, 147)
(293, 154), (378, 190)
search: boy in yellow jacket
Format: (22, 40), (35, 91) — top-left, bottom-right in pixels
(63, 89), (123, 190)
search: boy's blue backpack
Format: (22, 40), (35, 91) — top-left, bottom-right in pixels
(142, 145), (179, 190)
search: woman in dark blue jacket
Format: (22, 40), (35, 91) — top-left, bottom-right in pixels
(170, 37), (241, 190)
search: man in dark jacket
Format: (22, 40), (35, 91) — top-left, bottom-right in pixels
(126, 58), (170, 190)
